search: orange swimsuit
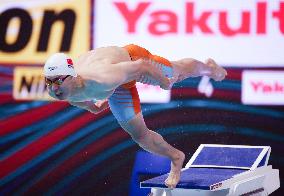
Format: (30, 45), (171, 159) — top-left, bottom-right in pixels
(108, 44), (173, 123)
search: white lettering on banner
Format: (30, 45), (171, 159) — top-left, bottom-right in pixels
(136, 83), (170, 103)
(198, 76), (214, 97)
(242, 71), (284, 105)
(95, 0), (284, 67)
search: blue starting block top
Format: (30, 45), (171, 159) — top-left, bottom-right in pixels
(141, 167), (244, 190)
(141, 144), (271, 190)
(186, 144), (270, 169)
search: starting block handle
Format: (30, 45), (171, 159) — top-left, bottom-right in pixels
(150, 188), (173, 196)
(229, 175), (267, 196)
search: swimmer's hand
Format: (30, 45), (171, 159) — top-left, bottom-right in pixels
(94, 99), (108, 108)
(70, 100), (109, 114)
(206, 58), (227, 81)
(137, 58), (172, 90)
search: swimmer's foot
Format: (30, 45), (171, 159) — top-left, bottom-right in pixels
(165, 150), (185, 189)
(205, 58), (227, 81)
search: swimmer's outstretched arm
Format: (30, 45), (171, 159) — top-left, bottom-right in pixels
(69, 100), (109, 114)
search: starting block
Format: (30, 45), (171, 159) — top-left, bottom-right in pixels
(140, 144), (280, 196)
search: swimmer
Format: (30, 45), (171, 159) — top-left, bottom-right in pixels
(44, 44), (227, 188)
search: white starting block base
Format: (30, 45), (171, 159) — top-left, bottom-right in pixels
(141, 144), (280, 196)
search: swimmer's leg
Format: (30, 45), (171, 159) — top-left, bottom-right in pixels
(123, 44), (226, 87)
(120, 113), (185, 189)
(171, 58), (227, 82)
(108, 85), (185, 188)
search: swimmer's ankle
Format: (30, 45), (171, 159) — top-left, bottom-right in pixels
(171, 150), (185, 162)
